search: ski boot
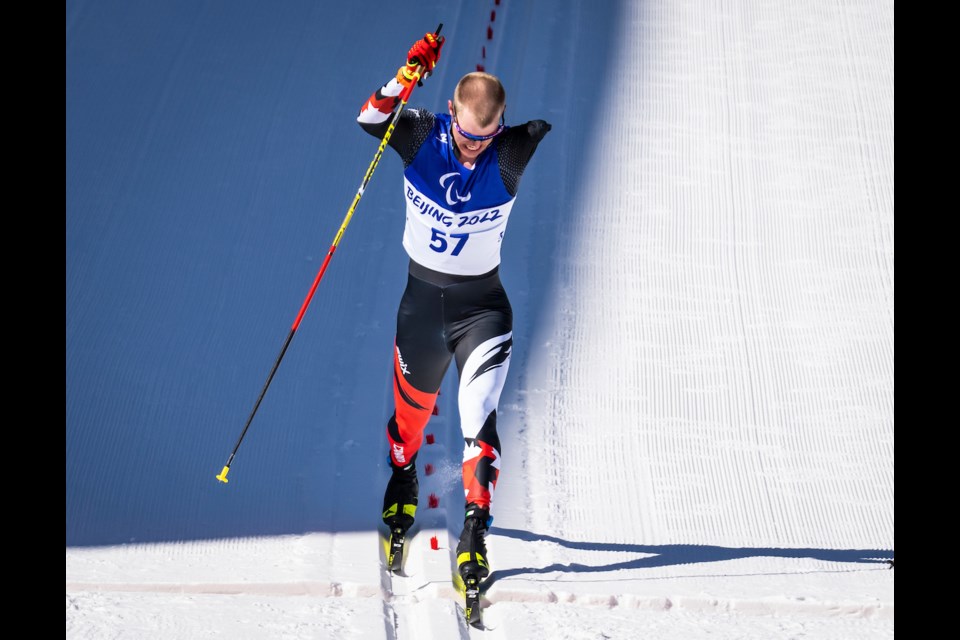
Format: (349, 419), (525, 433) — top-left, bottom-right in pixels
(456, 503), (491, 579)
(382, 455), (418, 573)
(457, 504), (491, 626)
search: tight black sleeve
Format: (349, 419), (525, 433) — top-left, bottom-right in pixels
(358, 108), (437, 168)
(496, 120), (552, 197)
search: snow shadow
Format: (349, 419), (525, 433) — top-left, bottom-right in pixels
(66, 0), (625, 546)
(484, 527), (894, 586)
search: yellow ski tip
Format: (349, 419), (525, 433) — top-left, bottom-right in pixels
(216, 466), (230, 483)
(452, 571), (465, 595)
(382, 531), (394, 565)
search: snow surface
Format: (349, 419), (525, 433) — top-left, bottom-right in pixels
(66, 0), (894, 638)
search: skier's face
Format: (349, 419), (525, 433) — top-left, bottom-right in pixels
(448, 101), (503, 167)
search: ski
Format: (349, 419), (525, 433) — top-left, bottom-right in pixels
(462, 574), (482, 627)
(386, 527), (407, 574)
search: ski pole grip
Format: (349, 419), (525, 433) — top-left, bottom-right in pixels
(399, 68), (423, 102)
(399, 24), (444, 101)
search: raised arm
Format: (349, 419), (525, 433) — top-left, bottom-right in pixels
(357, 34), (444, 156)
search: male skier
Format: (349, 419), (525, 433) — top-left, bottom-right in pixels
(357, 33), (551, 581)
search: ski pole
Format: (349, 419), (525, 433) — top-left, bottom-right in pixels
(217, 25), (444, 484)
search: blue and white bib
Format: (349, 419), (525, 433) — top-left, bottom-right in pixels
(401, 114), (516, 275)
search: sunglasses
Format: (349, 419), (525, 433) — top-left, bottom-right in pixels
(452, 110), (505, 142)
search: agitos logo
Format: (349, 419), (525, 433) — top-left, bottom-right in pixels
(439, 172), (472, 206)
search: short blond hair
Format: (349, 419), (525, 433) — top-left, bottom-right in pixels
(453, 72), (506, 127)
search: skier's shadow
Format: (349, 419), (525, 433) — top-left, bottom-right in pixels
(484, 527), (893, 587)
